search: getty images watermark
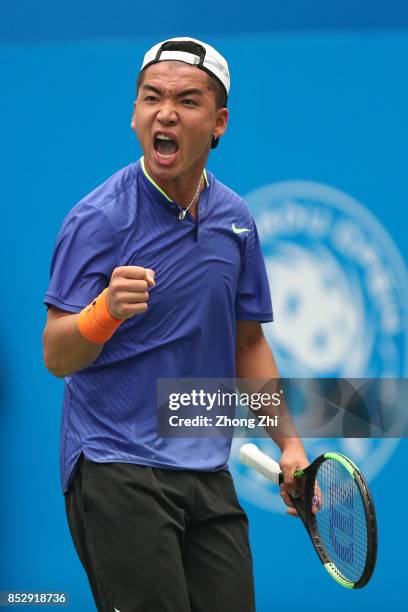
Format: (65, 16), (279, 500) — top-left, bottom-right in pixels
(167, 388), (282, 429)
(157, 378), (408, 438)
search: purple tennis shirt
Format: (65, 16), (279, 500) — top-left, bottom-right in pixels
(45, 158), (273, 492)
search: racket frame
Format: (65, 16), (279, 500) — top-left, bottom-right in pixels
(287, 452), (377, 589)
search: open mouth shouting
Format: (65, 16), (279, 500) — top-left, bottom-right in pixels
(153, 131), (180, 166)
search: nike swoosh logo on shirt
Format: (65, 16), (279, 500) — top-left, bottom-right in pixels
(232, 223), (251, 234)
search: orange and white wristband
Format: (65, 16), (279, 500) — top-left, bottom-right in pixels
(77, 288), (123, 344)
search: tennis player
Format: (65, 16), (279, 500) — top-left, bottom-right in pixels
(43, 37), (308, 612)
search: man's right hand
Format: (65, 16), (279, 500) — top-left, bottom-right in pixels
(106, 266), (156, 320)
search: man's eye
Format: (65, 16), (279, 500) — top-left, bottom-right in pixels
(144, 96), (158, 102)
(182, 99), (197, 106)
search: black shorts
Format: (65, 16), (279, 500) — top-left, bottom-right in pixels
(65, 455), (255, 612)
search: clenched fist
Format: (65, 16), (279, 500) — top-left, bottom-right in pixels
(106, 266), (155, 320)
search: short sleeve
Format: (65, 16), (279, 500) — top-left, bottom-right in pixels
(235, 217), (273, 322)
(44, 203), (117, 313)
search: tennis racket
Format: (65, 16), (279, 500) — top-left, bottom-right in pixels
(239, 443), (377, 589)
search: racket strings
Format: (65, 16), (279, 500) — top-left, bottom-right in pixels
(313, 459), (367, 582)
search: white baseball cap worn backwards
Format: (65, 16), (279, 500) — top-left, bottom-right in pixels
(140, 37), (230, 100)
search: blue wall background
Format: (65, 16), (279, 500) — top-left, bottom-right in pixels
(1, 2), (408, 610)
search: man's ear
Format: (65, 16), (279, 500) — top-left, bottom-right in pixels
(213, 107), (229, 139)
(130, 100), (137, 131)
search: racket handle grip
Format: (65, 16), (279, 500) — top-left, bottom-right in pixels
(239, 443), (283, 486)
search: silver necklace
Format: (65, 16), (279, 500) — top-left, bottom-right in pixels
(178, 175), (203, 221)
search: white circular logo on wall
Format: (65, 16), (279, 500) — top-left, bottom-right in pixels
(231, 180), (408, 512)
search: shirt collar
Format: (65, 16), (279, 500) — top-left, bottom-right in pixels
(140, 156), (209, 205)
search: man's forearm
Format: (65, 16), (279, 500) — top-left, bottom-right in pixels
(43, 267), (155, 378)
(236, 333), (303, 450)
(43, 311), (103, 378)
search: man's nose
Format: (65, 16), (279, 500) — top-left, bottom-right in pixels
(157, 101), (177, 124)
